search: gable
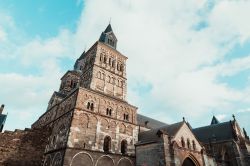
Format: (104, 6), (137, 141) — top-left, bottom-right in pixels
(173, 123), (202, 151)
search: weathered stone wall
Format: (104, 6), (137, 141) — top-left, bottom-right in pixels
(0, 127), (50, 166)
(67, 88), (138, 155)
(136, 142), (166, 166)
(63, 148), (135, 166)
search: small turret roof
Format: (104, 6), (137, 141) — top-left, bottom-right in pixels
(211, 116), (220, 125)
(104, 24), (113, 33)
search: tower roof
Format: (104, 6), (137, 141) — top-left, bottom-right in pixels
(104, 24), (113, 33)
(99, 24), (117, 49)
(211, 116), (220, 125)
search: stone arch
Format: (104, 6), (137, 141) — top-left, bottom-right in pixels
(100, 118), (109, 131)
(117, 158), (133, 166)
(121, 139), (128, 154)
(70, 152), (94, 166)
(119, 123), (126, 134)
(96, 155), (114, 166)
(126, 125), (133, 136)
(52, 152), (62, 166)
(43, 155), (52, 166)
(182, 154), (200, 166)
(109, 120), (116, 131)
(103, 135), (112, 152)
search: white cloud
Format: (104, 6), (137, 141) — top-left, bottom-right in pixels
(216, 114), (227, 121)
(1, 0), (250, 130)
(0, 27), (7, 41)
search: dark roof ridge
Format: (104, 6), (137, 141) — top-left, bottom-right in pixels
(193, 121), (231, 130)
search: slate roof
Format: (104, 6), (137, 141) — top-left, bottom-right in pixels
(138, 121), (184, 143)
(211, 116), (220, 125)
(104, 24), (113, 33)
(192, 121), (235, 144)
(54, 91), (67, 99)
(137, 114), (168, 129)
(61, 70), (82, 80)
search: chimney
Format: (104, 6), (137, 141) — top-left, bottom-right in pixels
(0, 104), (4, 114)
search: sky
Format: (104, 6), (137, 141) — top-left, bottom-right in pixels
(0, 0), (250, 134)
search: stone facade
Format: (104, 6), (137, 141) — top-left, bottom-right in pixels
(0, 24), (249, 166)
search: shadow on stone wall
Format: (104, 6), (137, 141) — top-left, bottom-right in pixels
(0, 127), (51, 166)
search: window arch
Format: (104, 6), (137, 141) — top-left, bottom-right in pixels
(103, 136), (111, 152)
(181, 137), (185, 147)
(121, 140), (128, 154)
(117, 63), (120, 71)
(192, 140), (196, 150)
(106, 108), (112, 116)
(90, 103), (94, 111)
(123, 113), (129, 121)
(104, 56), (107, 63)
(120, 64), (124, 72)
(112, 60), (115, 68)
(109, 58), (111, 65)
(87, 102), (91, 109)
(100, 54), (103, 62)
(87, 102), (94, 111)
(187, 139), (190, 149)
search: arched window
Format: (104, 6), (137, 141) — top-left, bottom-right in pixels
(112, 60), (115, 67)
(109, 58), (111, 65)
(87, 102), (94, 111)
(90, 103), (94, 111)
(187, 139), (190, 149)
(192, 140), (196, 150)
(120, 64), (123, 72)
(181, 137), (185, 147)
(106, 108), (112, 116)
(123, 113), (129, 121)
(117, 64), (120, 71)
(103, 136), (111, 152)
(121, 140), (127, 154)
(100, 54), (103, 62)
(87, 102), (91, 109)
(104, 56), (107, 63)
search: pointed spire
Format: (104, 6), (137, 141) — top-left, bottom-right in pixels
(99, 24), (117, 49)
(0, 104), (4, 114)
(211, 116), (220, 125)
(104, 23), (113, 33)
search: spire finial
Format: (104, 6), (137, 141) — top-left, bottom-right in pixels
(232, 114), (236, 121)
(183, 117), (185, 122)
(0, 104), (4, 114)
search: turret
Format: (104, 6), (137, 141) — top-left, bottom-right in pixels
(99, 24), (117, 49)
(0, 104), (7, 132)
(0, 104), (4, 114)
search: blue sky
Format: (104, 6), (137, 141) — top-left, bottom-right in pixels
(0, 0), (250, 135)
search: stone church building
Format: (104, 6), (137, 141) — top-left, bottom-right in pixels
(0, 24), (249, 166)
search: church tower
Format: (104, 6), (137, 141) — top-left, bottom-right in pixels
(73, 23), (127, 101)
(33, 24), (138, 166)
